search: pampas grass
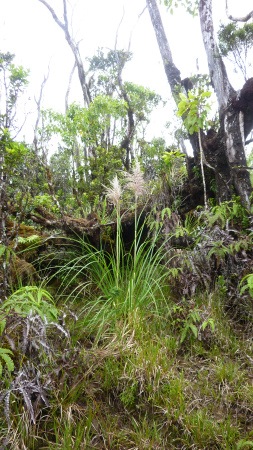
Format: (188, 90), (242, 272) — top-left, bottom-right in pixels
(52, 166), (170, 339)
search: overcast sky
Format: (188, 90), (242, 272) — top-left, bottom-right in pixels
(0, 0), (251, 143)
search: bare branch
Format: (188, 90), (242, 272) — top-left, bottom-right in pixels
(33, 66), (50, 151)
(127, 6), (147, 53)
(63, 0), (68, 29)
(225, 0), (253, 22)
(37, 0), (65, 30)
(114, 7), (125, 51)
(65, 61), (77, 112)
(37, 0), (91, 106)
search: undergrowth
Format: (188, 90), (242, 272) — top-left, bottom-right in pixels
(1, 180), (253, 449)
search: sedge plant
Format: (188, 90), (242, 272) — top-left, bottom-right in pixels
(55, 166), (171, 339)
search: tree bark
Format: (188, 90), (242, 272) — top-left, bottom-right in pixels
(225, 0), (253, 22)
(199, 0), (252, 207)
(146, 0), (253, 208)
(146, 0), (181, 96)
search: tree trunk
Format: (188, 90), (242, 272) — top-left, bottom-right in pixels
(146, 0), (181, 96)
(146, 0), (253, 208)
(199, 0), (252, 208)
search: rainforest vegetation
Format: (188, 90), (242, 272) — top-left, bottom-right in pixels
(1, 0), (253, 448)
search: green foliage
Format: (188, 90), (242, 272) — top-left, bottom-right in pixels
(161, 206), (172, 220)
(123, 81), (161, 121)
(162, 0), (198, 16)
(162, 149), (185, 169)
(170, 303), (215, 345)
(247, 148), (253, 187)
(139, 137), (167, 180)
(237, 440), (253, 449)
(180, 308), (200, 343)
(4, 140), (28, 168)
(2, 286), (58, 322)
(0, 51), (29, 128)
(0, 129), (29, 174)
(207, 240), (230, 264)
(87, 48), (132, 98)
(88, 48), (132, 73)
(218, 23), (253, 56)
(240, 274), (253, 298)
(200, 197), (250, 229)
(38, 48), (163, 211)
(218, 22), (253, 77)
(17, 234), (42, 252)
(0, 347), (14, 377)
(0, 243), (13, 261)
(2, 44), (253, 449)
(66, 224), (169, 338)
(32, 193), (60, 214)
(50, 174), (169, 338)
(177, 90), (212, 134)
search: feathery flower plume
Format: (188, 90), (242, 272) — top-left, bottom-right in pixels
(105, 175), (122, 206)
(125, 161), (146, 200)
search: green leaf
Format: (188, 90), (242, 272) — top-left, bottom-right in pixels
(202, 318), (215, 332)
(0, 347), (14, 375)
(0, 353), (14, 373)
(0, 318), (6, 335)
(0, 245), (6, 257)
(161, 207), (172, 220)
(180, 326), (188, 343)
(2, 286), (58, 322)
(237, 440), (253, 449)
(189, 323), (198, 338)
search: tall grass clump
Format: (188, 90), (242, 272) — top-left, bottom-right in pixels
(57, 165), (171, 339)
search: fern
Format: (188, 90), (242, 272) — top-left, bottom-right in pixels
(2, 286), (58, 322)
(0, 348), (14, 377)
(17, 234), (40, 244)
(0, 317), (6, 335)
(240, 274), (253, 298)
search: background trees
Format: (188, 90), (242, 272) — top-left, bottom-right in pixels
(36, 48), (161, 212)
(0, 53), (31, 298)
(1, 1), (252, 217)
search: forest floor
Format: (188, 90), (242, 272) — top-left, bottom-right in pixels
(1, 202), (253, 449)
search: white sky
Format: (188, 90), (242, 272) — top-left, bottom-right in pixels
(0, 0), (252, 144)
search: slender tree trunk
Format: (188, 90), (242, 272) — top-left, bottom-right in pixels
(117, 53), (136, 170)
(146, 0), (181, 95)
